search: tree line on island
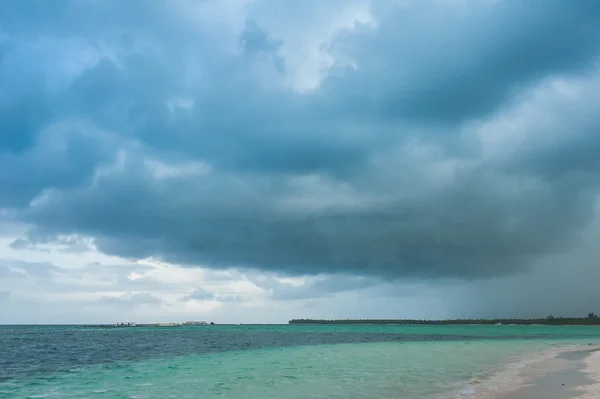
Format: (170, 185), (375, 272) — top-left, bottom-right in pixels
(289, 313), (600, 326)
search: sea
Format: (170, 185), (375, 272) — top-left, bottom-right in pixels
(1, 324), (599, 399)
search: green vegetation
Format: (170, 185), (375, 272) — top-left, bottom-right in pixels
(289, 315), (600, 326)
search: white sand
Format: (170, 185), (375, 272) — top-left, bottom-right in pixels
(574, 349), (600, 398)
(444, 344), (600, 398)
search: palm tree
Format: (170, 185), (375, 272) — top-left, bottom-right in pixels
(588, 312), (598, 319)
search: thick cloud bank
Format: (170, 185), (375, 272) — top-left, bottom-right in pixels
(2, 0), (600, 279)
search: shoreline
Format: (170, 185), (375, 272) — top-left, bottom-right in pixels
(573, 349), (600, 399)
(446, 344), (600, 398)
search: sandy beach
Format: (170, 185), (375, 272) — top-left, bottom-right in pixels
(453, 344), (600, 399)
(573, 348), (600, 399)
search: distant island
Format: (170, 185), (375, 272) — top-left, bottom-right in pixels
(83, 321), (215, 328)
(289, 313), (600, 326)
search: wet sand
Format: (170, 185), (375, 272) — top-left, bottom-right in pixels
(572, 348), (600, 399)
(449, 345), (600, 399)
(496, 349), (597, 399)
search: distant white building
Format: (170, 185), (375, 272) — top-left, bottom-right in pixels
(183, 321), (208, 326)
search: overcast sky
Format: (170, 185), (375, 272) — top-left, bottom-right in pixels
(1, 0), (600, 324)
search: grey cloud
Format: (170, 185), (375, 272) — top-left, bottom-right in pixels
(0, 291), (9, 302)
(2, 0), (600, 282)
(83, 262), (153, 274)
(9, 238), (37, 250)
(81, 263), (173, 291)
(183, 288), (215, 301)
(253, 275), (380, 300)
(0, 258), (175, 299)
(99, 292), (162, 307)
(182, 289), (247, 303)
(215, 295), (245, 303)
(0, 259), (63, 278)
(9, 234), (92, 253)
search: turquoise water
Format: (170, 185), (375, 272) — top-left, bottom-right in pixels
(2, 325), (599, 398)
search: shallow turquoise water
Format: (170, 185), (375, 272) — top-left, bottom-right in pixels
(2, 325), (600, 398)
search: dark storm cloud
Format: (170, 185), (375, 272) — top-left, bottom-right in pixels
(442, 212), (600, 319)
(2, 0), (600, 280)
(333, 0), (600, 124)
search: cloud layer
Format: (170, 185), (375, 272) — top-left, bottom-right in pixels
(0, 252), (442, 324)
(2, 0), (600, 281)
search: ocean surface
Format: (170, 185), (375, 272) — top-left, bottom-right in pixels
(2, 324), (600, 398)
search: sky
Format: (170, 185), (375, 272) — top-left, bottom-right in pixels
(1, 0), (600, 324)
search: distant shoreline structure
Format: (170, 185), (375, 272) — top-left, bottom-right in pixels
(83, 321), (214, 328)
(289, 315), (600, 326)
